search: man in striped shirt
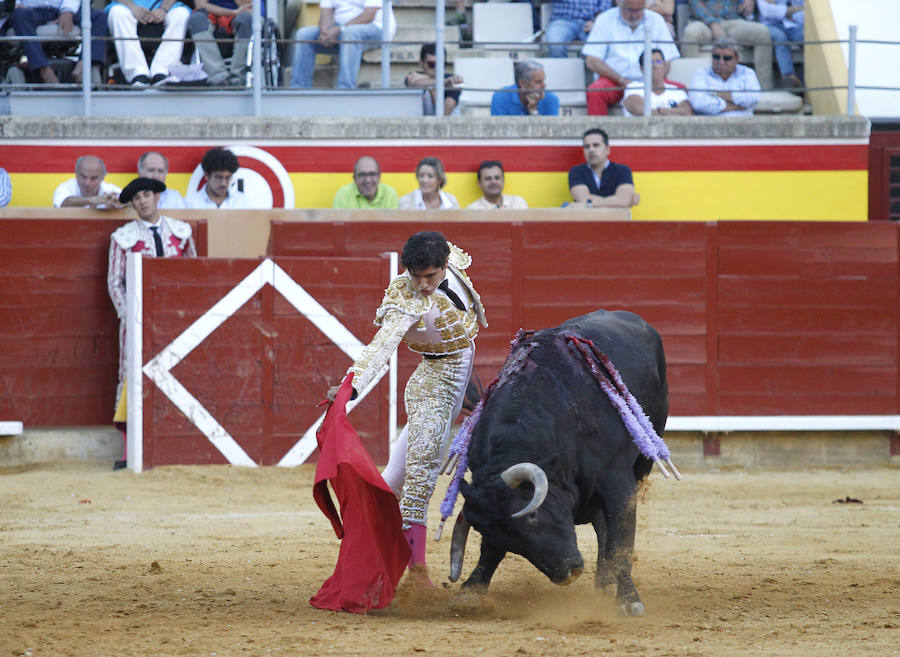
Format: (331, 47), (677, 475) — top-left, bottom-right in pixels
(545, 0), (612, 58)
(688, 37), (760, 116)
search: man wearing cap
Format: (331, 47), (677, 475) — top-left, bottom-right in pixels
(107, 177), (197, 470)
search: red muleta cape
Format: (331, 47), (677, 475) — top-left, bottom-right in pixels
(309, 374), (411, 613)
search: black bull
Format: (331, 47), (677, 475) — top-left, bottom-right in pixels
(449, 309), (670, 616)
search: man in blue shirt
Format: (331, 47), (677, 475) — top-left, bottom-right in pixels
(568, 128), (640, 207)
(490, 60), (560, 116)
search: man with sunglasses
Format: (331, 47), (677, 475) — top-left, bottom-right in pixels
(404, 43), (464, 116)
(682, 0), (773, 90)
(687, 36), (760, 116)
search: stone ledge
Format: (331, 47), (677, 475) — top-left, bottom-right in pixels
(0, 115), (871, 140)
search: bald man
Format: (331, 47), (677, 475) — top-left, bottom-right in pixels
(53, 155), (124, 209)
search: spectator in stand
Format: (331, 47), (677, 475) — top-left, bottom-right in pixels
(138, 151), (185, 209)
(333, 156), (399, 209)
(646, 0), (676, 36)
(53, 155), (123, 209)
(545, 0), (612, 58)
(466, 160), (528, 209)
(404, 43), (463, 116)
(11, 0), (109, 85)
(681, 0), (773, 89)
(688, 36), (760, 115)
(108, 177), (197, 470)
(185, 147), (253, 208)
(583, 0), (680, 116)
(568, 128), (640, 207)
(289, 0), (396, 89)
(0, 168), (11, 207)
(106, 0), (191, 87)
(189, 0), (262, 86)
(490, 60), (560, 116)
(757, 0), (804, 88)
(399, 157), (459, 210)
(622, 48), (692, 115)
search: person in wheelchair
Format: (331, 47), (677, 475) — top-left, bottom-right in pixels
(106, 0), (191, 87)
(9, 0), (109, 84)
(188, 0), (262, 86)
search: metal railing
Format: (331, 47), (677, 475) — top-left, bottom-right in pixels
(0, 0), (894, 119)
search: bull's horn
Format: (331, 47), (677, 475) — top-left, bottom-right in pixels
(501, 462), (549, 518)
(449, 512), (471, 582)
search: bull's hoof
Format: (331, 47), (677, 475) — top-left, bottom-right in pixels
(617, 600), (645, 617)
(448, 590), (484, 612)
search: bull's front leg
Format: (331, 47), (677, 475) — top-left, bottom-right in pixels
(591, 515), (616, 594)
(450, 540), (506, 612)
(602, 484), (644, 617)
(462, 539), (506, 591)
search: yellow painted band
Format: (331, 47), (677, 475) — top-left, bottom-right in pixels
(10, 170), (868, 221)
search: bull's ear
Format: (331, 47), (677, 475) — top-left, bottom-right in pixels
(459, 480), (470, 498)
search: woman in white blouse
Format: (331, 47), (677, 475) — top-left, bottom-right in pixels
(399, 157), (460, 209)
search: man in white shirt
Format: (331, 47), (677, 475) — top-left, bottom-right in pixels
(582, 0), (680, 115)
(688, 37), (760, 116)
(757, 0), (804, 88)
(289, 0), (396, 89)
(184, 147), (253, 209)
(53, 155), (123, 209)
(622, 48), (692, 116)
(466, 161), (528, 209)
(138, 151), (185, 209)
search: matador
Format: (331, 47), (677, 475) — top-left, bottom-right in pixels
(327, 230), (487, 585)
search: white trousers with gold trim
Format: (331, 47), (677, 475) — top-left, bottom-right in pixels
(382, 345), (474, 527)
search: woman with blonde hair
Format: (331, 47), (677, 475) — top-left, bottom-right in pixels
(399, 157), (459, 209)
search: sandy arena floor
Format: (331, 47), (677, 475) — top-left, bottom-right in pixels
(1, 461), (898, 657)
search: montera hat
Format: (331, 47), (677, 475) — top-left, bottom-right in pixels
(119, 177), (166, 203)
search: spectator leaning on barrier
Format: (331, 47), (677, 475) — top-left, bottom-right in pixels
(399, 157), (459, 210)
(188, 0), (260, 86)
(490, 60), (560, 116)
(545, 0), (612, 59)
(466, 161), (528, 209)
(290, 0), (396, 90)
(757, 0), (804, 88)
(53, 155), (123, 209)
(622, 48), (692, 115)
(138, 151), (185, 209)
(106, 0), (192, 87)
(404, 43), (464, 116)
(185, 147), (253, 208)
(333, 156), (399, 209)
(108, 177), (197, 471)
(568, 128), (640, 208)
(10, 0), (109, 85)
(688, 36), (760, 115)
(681, 0), (773, 89)
(582, 0), (680, 116)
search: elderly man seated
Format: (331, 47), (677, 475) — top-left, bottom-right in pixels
(106, 0), (191, 87)
(490, 60), (560, 116)
(688, 36), (760, 116)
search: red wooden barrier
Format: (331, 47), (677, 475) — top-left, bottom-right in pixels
(0, 217), (206, 427)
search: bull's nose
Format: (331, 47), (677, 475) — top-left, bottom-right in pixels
(560, 566), (583, 586)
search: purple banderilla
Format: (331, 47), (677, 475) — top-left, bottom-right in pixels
(434, 329), (534, 540)
(564, 332), (680, 481)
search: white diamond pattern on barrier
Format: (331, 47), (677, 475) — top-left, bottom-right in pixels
(142, 258), (388, 467)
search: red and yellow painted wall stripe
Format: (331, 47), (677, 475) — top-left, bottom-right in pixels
(0, 138), (869, 221)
